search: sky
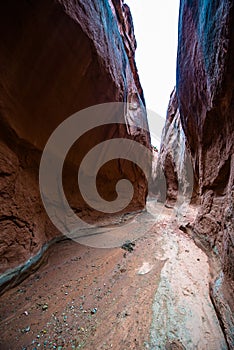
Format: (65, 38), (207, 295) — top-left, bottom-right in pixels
(126, 0), (180, 120)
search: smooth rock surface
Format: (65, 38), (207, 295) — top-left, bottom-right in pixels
(157, 1), (234, 346)
(0, 0), (150, 275)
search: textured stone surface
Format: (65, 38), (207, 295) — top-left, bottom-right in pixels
(0, 0), (150, 275)
(158, 0), (234, 346)
(177, 0), (234, 280)
(152, 88), (195, 207)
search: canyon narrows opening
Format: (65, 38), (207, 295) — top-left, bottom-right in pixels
(0, 1), (233, 350)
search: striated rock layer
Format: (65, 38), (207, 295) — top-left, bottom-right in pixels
(0, 0), (150, 280)
(157, 0), (234, 346)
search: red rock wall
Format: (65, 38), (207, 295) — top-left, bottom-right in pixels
(152, 88), (196, 207)
(158, 0), (234, 345)
(177, 0), (234, 279)
(0, 0), (150, 276)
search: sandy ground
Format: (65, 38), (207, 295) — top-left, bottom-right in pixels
(0, 204), (228, 349)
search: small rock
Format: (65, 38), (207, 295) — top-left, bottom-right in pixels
(91, 308), (97, 315)
(165, 340), (186, 350)
(182, 289), (190, 296)
(123, 311), (130, 317)
(21, 326), (31, 333)
(179, 225), (187, 233)
(121, 240), (135, 252)
(138, 262), (153, 275)
(42, 304), (48, 311)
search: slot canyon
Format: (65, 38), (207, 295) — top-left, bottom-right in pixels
(0, 0), (233, 349)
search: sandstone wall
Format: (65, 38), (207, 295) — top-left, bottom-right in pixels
(157, 1), (234, 345)
(0, 0), (150, 278)
(153, 88), (196, 208)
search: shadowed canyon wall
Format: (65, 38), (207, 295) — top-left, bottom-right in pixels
(0, 0), (150, 282)
(157, 0), (234, 346)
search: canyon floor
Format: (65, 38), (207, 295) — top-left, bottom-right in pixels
(0, 202), (228, 349)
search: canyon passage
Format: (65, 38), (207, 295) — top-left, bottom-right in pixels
(0, 1), (233, 349)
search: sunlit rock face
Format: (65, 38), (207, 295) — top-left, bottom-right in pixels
(158, 0), (234, 346)
(0, 0), (150, 277)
